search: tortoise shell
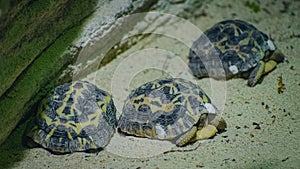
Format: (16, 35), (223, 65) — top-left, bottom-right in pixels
(118, 78), (226, 146)
(189, 19), (284, 86)
(25, 81), (117, 153)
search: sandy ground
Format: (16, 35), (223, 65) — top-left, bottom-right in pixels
(0, 0), (299, 168)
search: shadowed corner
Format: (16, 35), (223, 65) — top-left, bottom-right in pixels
(0, 119), (30, 169)
(0, 0), (9, 18)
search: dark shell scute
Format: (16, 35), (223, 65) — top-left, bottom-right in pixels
(152, 106), (180, 126)
(138, 104), (151, 112)
(103, 99), (117, 127)
(46, 108), (58, 120)
(239, 44), (252, 53)
(205, 26), (223, 42)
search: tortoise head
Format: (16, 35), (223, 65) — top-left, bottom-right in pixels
(207, 113), (227, 131)
(269, 49), (285, 63)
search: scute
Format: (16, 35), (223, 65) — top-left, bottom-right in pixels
(25, 81), (117, 154)
(118, 78), (220, 144)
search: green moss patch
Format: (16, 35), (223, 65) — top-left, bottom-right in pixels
(0, 0), (98, 145)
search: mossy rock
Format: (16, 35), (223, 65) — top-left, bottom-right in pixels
(0, 0), (98, 145)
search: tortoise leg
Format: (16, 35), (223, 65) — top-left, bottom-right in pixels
(176, 126), (198, 147)
(176, 113), (209, 146)
(176, 125), (218, 147)
(176, 113), (226, 146)
(191, 115), (226, 141)
(248, 61), (265, 87)
(248, 49), (284, 87)
(264, 49), (284, 73)
(194, 125), (218, 140)
(264, 60), (277, 74)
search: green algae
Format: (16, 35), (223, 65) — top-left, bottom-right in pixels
(244, 1), (260, 13)
(0, 0), (96, 97)
(0, 0), (98, 145)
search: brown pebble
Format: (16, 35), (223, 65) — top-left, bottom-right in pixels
(253, 122), (261, 129)
(196, 164), (204, 168)
(282, 157), (289, 162)
(265, 104), (269, 109)
(254, 125), (261, 130)
(271, 115), (276, 123)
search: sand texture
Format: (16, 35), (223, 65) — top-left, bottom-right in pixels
(0, 0), (299, 168)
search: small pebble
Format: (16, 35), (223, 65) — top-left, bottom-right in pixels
(254, 125), (261, 130)
(253, 122), (261, 129)
(281, 157), (289, 162)
(265, 104), (269, 109)
(196, 164), (204, 168)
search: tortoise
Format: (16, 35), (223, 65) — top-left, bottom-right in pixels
(188, 19), (285, 86)
(118, 78), (226, 146)
(25, 81), (117, 154)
